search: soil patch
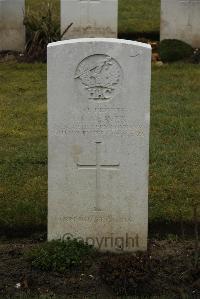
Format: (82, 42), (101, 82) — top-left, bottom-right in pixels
(0, 239), (199, 298)
(1, 221), (198, 240)
(119, 31), (160, 41)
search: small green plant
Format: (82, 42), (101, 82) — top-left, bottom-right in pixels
(27, 239), (95, 273)
(24, 2), (72, 61)
(166, 234), (178, 241)
(159, 39), (194, 62)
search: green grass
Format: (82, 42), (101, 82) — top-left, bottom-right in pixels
(150, 63), (200, 221)
(26, 0), (60, 23)
(0, 62), (199, 232)
(0, 63), (47, 231)
(118, 0), (160, 34)
(25, 0), (160, 34)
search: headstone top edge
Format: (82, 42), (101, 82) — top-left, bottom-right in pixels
(47, 38), (152, 50)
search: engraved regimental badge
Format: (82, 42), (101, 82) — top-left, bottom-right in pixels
(75, 54), (123, 100)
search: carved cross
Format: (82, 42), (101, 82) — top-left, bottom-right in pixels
(77, 142), (120, 211)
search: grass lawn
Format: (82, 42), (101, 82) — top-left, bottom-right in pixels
(25, 0), (161, 34)
(150, 63), (200, 222)
(0, 63), (47, 232)
(118, 0), (160, 34)
(0, 62), (199, 233)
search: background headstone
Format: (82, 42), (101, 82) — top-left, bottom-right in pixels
(61, 0), (118, 39)
(0, 0), (25, 52)
(48, 38), (151, 252)
(160, 0), (200, 48)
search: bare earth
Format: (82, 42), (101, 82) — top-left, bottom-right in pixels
(0, 239), (199, 298)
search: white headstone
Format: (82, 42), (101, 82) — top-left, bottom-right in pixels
(161, 0), (200, 48)
(48, 38), (151, 252)
(61, 0), (118, 39)
(0, 0), (25, 52)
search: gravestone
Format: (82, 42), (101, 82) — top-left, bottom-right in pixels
(48, 38), (151, 252)
(161, 0), (200, 48)
(0, 0), (25, 51)
(61, 0), (118, 39)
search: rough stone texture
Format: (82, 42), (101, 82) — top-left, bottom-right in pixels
(61, 0), (118, 39)
(0, 0), (25, 52)
(48, 38), (151, 252)
(161, 0), (200, 48)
